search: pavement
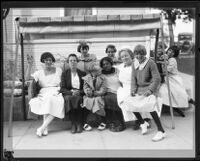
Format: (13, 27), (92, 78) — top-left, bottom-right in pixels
(3, 72), (196, 158)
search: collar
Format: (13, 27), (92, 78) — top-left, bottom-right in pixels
(134, 58), (149, 70)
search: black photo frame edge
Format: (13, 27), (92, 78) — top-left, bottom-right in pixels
(1, 1), (200, 161)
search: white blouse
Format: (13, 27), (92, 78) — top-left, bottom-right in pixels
(71, 72), (80, 89)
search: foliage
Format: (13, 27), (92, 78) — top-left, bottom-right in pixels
(161, 8), (195, 24)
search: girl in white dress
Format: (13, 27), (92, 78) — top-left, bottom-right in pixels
(159, 46), (195, 114)
(26, 52), (64, 137)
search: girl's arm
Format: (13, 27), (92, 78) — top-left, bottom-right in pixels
(148, 61), (161, 94)
(25, 55), (34, 81)
(166, 58), (177, 73)
(60, 71), (73, 96)
(83, 80), (93, 97)
(130, 63), (137, 95)
(94, 77), (107, 96)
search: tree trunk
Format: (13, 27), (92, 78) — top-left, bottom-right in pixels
(168, 19), (174, 46)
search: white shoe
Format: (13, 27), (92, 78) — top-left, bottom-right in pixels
(36, 128), (43, 137)
(42, 128), (48, 136)
(97, 123), (106, 131)
(140, 121), (149, 135)
(83, 124), (92, 131)
(152, 131), (166, 142)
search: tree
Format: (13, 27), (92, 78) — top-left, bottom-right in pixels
(161, 8), (195, 46)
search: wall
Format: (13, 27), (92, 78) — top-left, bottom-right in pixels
(3, 8), (64, 80)
(4, 8), (157, 75)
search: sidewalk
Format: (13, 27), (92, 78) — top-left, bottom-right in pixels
(3, 72), (195, 158)
(3, 108), (195, 158)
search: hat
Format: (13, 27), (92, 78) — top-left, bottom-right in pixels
(88, 62), (101, 72)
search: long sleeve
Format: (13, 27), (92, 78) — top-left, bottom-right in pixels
(130, 63), (137, 94)
(60, 71), (72, 96)
(167, 58), (178, 74)
(83, 76), (92, 95)
(148, 61), (161, 93)
(94, 77), (107, 96)
(78, 70), (86, 96)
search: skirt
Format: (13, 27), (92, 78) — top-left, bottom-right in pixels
(29, 87), (65, 119)
(120, 94), (162, 113)
(63, 95), (83, 114)
(83, 96), (105, 116)
(159, 75), (189, 108)
(104, 92), (122, 112)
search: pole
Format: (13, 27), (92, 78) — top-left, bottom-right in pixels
(20, 33), (26, 120)
(154, 29), (159, 63)
(160, 14), (175, 129)
(8, 20), (20, 137)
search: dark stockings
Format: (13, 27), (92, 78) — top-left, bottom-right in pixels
(106, 109), (124, 125)
(133, 111), (165, 133)
(70, 109), (83, 125)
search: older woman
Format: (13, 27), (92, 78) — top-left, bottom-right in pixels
(60, 54), (86, 134)
(127, 44), (165, 141)
(116, 48), (151, 129)
(100, 56), (125, 132)
(25, 52), (65, 137)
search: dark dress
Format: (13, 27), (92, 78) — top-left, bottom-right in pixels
(60, 69), (86, 116)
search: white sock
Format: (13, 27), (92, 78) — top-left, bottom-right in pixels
(43, 114), (49, 130)
(40, 115), (54, 131)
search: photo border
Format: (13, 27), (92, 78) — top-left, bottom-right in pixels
(1, 0), (200, 160)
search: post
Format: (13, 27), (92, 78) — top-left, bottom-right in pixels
(20, 33), (26, 120)
(8, 20), (20, 137)
(160, 14), (175, 129)
(154, 29), (159, 63)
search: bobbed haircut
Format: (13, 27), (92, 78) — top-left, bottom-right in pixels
(133, 44), (147, 56)
(118, 48), (134, 60)
(99, 56), (114, 68)
(105, 44), (117, 53)
(77, 42), (89, 53)
(40, 52), (55, 63)
(67, 53), (79, 63)
(167, 45), (180, 58)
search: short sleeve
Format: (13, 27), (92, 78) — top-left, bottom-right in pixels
(56, 67), (63, 77)
(31, 70), (41, 82)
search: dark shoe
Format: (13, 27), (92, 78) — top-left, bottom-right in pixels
(109, 123), (116, 132)
(71, 123), (77, 134)
(109, 122), (125, 132)
(174, 108), (185, 117)
(115, 123), (126, 132)
(189, 99), (195, 105)
(76, 124), (83, 133)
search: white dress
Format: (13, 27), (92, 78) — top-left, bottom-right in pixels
(29, 67), (65, 119)
(116, 63), (151, 122)
(159, 58), (189, 108)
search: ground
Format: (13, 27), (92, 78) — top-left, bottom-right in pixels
(3, 72), (196, 158)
